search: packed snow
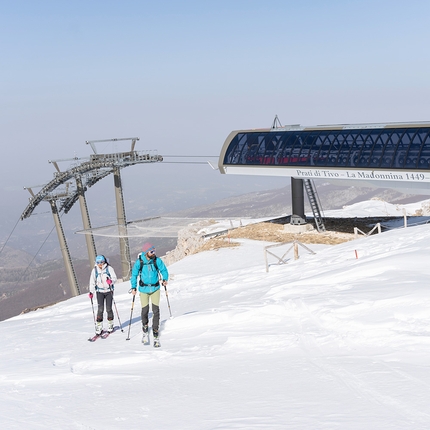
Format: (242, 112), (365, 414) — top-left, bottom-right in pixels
(1, 200), (430, 429)
(322, 198), (430, 218)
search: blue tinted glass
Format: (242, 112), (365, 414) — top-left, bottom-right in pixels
(222, 127), (430, 170)
(403, 130), (427, 168)
(379, 130), (401, 167)
(417, 130), (430, 168)
(318, 132), (335, 167)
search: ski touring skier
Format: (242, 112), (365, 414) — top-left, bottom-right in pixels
(89, 255), (118, 335)
(130, 243), (169, 347)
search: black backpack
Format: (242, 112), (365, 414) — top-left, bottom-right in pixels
(138, 254), (160, 287)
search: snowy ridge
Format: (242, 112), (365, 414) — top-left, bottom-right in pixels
(1, 210), (430, 428)
(322, 197), (430, 218)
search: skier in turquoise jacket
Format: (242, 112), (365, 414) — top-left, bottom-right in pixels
(130, 242), (169, 342)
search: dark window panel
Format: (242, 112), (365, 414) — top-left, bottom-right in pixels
(222, 127), (430, 170)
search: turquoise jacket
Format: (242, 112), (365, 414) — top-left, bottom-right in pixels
(130, 252), (169, 294)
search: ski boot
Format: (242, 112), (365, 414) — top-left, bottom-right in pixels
(153, 329), (161, 348)
(95, 321), (103, 335)
(142, 325), (149, 344)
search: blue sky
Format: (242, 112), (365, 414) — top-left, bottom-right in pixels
(1, 0), (430, 233)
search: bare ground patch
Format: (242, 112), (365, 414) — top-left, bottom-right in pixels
(195, 221), (356, 253)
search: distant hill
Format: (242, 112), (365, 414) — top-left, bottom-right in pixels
(169, 182), (417, 218)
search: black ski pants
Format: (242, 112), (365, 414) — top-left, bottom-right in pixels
(140, 289), (160, 331)
(96, 291), (114, 322)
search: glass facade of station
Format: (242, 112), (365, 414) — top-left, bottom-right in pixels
(223, 126), (430, 170)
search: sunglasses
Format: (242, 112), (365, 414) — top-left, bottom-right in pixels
(148, 249), (155, 254)
(96, 260), (105, 264)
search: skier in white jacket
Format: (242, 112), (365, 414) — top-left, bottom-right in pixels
(89, 255), (118, 334)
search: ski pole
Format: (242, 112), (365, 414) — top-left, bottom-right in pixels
(126, 293), (136, 341)
(107, 279), (123, 332)
(111, 290), (124, 332)
(163, 283), (173, 318)
(89, 292), (97, 332)
(157, 271), (172, 318)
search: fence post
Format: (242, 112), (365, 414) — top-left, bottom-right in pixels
(264, 248), (269, 272)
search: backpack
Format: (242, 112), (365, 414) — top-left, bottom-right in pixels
(94, 259), (113, 291)
(138, 254), (160, 287)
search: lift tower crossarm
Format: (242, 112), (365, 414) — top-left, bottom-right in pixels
(48, 157), (88, 173)
(20, 150), (162, 220)
(86, 137), (139, 155)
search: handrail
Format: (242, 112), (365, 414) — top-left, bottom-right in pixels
(354, 223), (381, 238)
(264, 240), (316, 272)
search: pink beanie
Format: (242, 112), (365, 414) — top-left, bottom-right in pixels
(142, 242), (155, 253)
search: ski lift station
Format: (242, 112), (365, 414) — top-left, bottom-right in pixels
(218, 120), (430, 230)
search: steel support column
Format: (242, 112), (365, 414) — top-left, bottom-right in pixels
(76, 176), (97, 267)
(113, 167), (131, 280)
(291, 177), (306, 225)
(49, 199), (80, 296)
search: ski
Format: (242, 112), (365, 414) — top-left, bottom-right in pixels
(101, 326), (120, 339)
(88, 331), (104, 342)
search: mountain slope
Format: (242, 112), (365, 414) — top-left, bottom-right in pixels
(1, 220), (430, 429)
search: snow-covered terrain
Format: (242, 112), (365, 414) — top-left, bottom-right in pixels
(1, 201), (430, 429)
(323, 198), (430, 218)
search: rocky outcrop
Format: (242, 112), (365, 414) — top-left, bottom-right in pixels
(163, 220), (214, 266)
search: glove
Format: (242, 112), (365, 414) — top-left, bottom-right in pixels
(106, 278), (112, 286)
(88, 292), (93, 299)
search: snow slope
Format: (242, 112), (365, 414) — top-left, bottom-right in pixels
(322, 198), (430, 218)
(1, 203), (430, 429)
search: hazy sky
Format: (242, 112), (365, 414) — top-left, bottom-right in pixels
(2, 0), (430, 236)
